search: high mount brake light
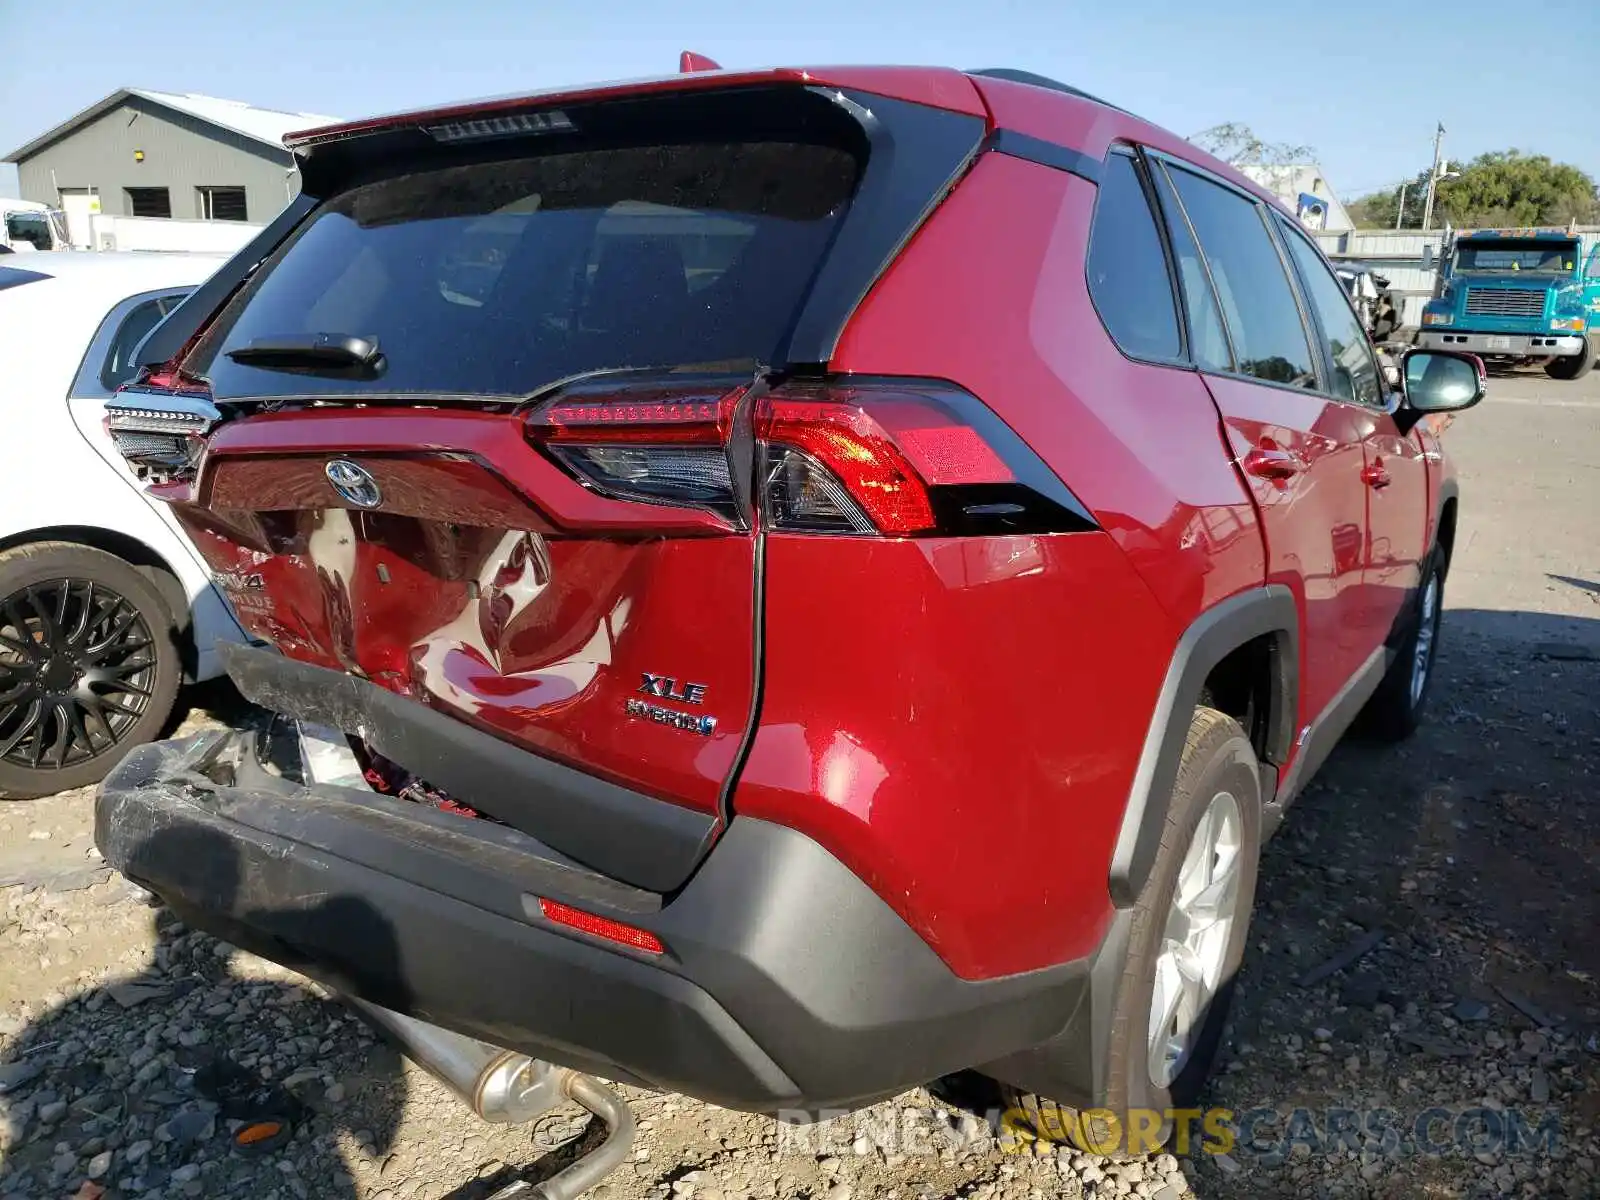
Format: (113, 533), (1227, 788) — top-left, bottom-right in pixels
(524, 378), (1095, 537)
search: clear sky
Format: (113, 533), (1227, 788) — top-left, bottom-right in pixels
(2, 0), (1595, 206)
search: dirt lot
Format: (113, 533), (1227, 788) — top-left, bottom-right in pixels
(1, 368), (1597, 1200)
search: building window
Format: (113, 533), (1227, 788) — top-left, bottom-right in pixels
(197, 186), (248, 222)
(125, 187), (172, 219)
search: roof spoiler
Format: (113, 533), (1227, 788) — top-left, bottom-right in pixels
(679, 51), (722, 73)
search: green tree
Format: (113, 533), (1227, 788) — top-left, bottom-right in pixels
(1350, 152), (1598, 230)
(1347, 170), (1432, 229)
(1434, 151), (1598, 226)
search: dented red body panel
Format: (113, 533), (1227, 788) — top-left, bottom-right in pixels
(171, 408), (755, 816)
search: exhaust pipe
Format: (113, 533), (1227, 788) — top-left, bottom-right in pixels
(345, 998), (562, 1122)
(345, 1000), (635, 1200)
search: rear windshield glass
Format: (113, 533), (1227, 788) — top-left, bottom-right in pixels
(188, 141), (861, 400)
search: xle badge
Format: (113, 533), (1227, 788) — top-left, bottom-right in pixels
(627, 673), (716, 736)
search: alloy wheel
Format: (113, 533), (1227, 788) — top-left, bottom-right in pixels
(1148, 789), (1245, 1089)
(1410, 574), (1440, 707)
(0, 579), (158, 771)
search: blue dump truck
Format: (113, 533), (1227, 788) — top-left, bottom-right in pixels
(1420, 228), (1600, 380)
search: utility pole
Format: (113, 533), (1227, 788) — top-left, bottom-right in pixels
(1421, 122), (1446, 232)
(1396, 182), (1409, 230)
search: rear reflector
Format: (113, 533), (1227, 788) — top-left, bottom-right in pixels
(536, 898), (665, 955)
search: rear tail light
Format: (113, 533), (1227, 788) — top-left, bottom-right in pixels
(525, 382), (745, 524)
(756, 382), (1016, 535)
(105, 372), (220, 485)
(524, 376), (1094, 537)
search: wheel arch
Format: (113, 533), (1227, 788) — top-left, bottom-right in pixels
(1434, 481), (1459, 578)
(1107, 585), (1297, 908)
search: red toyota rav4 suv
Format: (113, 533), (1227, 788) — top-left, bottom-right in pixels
(96, 64), (1483, 1148)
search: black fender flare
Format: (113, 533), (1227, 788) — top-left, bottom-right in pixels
(1107, 585), (1298, 907)
(1433, 476), (1459, 573)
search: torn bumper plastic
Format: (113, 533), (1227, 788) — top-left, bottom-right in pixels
(95, 727), (1094, 1112)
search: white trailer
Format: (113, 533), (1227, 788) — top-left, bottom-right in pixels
(87, 213), (264, 254)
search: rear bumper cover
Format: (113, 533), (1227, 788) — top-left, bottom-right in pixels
(96, 727), (1109, 1112)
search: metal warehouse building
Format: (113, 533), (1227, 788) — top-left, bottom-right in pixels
(4, 89), (336, 247)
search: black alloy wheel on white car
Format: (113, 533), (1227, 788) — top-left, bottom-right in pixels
(0, 542), (181, 799)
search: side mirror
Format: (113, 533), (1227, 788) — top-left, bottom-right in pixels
(1397, 349), (1485, 431)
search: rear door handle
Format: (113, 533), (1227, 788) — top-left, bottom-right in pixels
(1243, 446), (1307, 480)
(1362, 464), (1392, 489)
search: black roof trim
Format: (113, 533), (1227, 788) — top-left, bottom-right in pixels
(966, 69), (1135, 118)
(989, 129), (1101, 185)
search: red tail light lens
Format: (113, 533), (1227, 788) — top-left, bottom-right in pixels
(536, 897), (665, 955)
(756, 383), (1017, 535)
(536, 391), (736, 445)
(525, 375), (1095, 538)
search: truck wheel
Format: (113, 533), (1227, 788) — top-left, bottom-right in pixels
(1544, 337), (1595, 381)
(1005, 708), (1261, 1151)
(0, 542), (181, 799)
(1360, 551), (1444, 741)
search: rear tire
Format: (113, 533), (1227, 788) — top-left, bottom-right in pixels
(0, 542), (181, 799)
(1544, 337), (1595, 381)
(1005, 708), (1261, 1152)
(1361, 551), (1444, 741)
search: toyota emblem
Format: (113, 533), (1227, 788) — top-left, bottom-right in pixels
(324, 459), (382, 508)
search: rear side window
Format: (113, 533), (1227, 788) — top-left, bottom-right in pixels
(189, 141), (861, 400)
(1149, 168), (1230, 372)
(1277, 222), (1382, 407)
(70, 289), (192, 398)
(1163, 165), (1318, 390)
(101, 294), (188, 391)
(0, 266), (51, 291)
(1086, 154), (1181, 361)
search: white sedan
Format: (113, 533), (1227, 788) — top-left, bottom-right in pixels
(0, 252), (248, 798)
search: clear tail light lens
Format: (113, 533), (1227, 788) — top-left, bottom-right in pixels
(105, 375), (221, 484)
(524, 381), (746, 524)
(555, 444), (735, 510)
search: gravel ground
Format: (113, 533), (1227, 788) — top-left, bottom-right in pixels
(1, 370), (1598, 1200)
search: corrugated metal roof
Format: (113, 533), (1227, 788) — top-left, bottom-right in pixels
(131, 90), (338, 148)
(4, 88), (339, 163)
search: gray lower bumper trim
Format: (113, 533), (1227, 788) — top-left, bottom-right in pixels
(1418, 331), (1584, 356)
